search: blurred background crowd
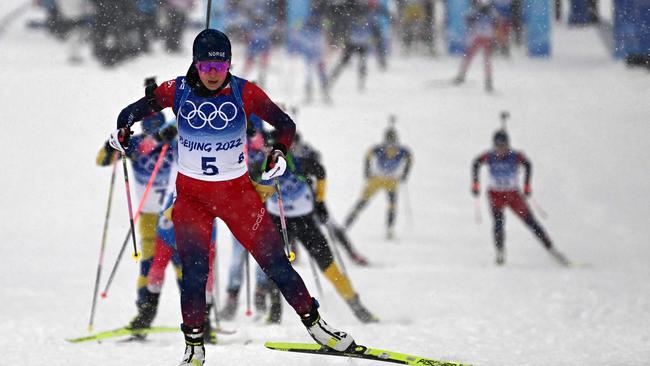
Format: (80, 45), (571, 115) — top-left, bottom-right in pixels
(27, 0), (648, 69)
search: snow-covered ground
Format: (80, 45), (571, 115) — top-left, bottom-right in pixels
(1, 4), (649, 366)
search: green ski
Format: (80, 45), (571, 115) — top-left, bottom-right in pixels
(66, 325), (234, 343)
(66, 326), (179, 343)
(265, 342), (472, 366)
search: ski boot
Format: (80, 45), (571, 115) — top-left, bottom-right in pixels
(548, 247), (571, 267)
(127, 288), (160, 340)
(179, 325), (205, 366)
(301, 300), (355, 352)
(453, 75), (465, 85)
(252, 285), (268, 322)
(485, 77), (494, 92)
(322, 85), (333, 105)
(347, 295), (379, 324)
(495, 248), (505, 266)
(386, 228), (394, 240)
(267, 284), (282, 324)
(218, 289), (239, 321)
(254, 285), (268, 314)
(203, 303), (216, 345)
(350, 252), (369, 266)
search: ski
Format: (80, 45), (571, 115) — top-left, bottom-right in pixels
(66, 326), (177, 343)
(67, 325), (235, 343)
(264, 342), (472, 366)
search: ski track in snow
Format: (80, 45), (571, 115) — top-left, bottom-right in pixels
(1, 4), (649, 366)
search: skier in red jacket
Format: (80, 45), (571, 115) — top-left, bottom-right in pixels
(108, 29), (355, 366)
(472, 129), (570, 266)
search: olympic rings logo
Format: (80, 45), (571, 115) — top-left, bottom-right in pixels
(179, 101), (238, 130)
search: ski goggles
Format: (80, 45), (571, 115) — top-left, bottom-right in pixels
(195, 60), (230, 74)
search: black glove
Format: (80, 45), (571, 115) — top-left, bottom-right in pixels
(471, 182), (480, 197)
(265, 143), (287, 172)
(158, 124), (178, 143)
(109, 127), (133, 152)
(314, 202), (329, 223)
(523, 183), (532, 197)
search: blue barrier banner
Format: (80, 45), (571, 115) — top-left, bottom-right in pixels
(613, 0), (640, 58)
(208, 0), (226, 29)
(524, 0), (551, 56)
(634, 0), (650, 54)
(568, 0), (590, 24)
(379, 0), (392, 54)
(447, 0), (470, 55)
(286, 0), (311, 53)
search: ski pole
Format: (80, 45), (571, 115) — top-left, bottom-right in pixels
(474, 197), (482, 225)
(327, 218), (357, 257)
(529, 197), (548, 220)
(307, 254), (324, 302)
(244, 253), (252, 317)
(101, 144), (170, 298)
(205, 0), (212, 29)
(87, 157), (118, 332)
(324, 222), (349, 277)
(211, 218), (221, 327)
(119, 151), (140, 260)
(274, 177), (296, 261)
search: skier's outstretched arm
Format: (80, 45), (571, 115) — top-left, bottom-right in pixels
(303, 156), (329, 223)
(302, 156), (326, 182)
(472, 153), (488, 195)
(363, 149), (373, 179)
(401, 149), (413, 181)
(519, 153), (532, 195)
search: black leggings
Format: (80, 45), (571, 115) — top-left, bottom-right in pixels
(271, 214), (334, 270)
(330, 43), (368, 85)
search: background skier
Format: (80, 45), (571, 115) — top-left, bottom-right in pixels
(471, 128), (570, 266)
(345, 119), (413, 240)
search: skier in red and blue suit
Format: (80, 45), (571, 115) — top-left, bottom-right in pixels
(454, 0), (499, 91)
(472, 129), (570, 266)
(107, 29), (355, 366)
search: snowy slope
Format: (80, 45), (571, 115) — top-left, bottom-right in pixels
(1, 5), (649, 366)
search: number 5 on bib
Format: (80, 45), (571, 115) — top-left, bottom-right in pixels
(202, 157), (219, 176)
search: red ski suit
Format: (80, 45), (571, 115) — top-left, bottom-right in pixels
(150, 77), (313, 327)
